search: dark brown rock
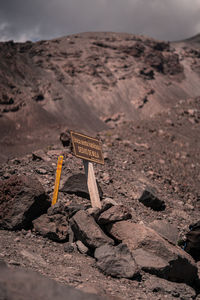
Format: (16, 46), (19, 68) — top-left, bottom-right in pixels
(185, 220), (200, 261)
(47, 202), (65, 216)
(70, 210), (114, 250)
(60, 130), (71, 147)
(86, 207), (101, 221)
(131, 248), (169, 273)
(64, 203), (86, 218)
(61, 173), (103, 200)
(32, 150), (51, 162)
(140, 67), (154, 79)
(33, 213), (69, 242)
(100, 198), (118, 212)
(138, 187), (166, 211)
(148, 220), (179, 245)
(106, 221), (198, 285)
(0, 175), (50, 230)
(94, 243), (139, 279)
(64, 242), (77, 253)
(98, 205), (132, 225)
(76, 240), (89, 255)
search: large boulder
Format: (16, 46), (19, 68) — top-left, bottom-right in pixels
(94, 243), (139, 279)
(106, 221), (198, 285)
(70, 210), (114, 250)
(0, 175), (50, 230)
(0, 261), (109, 300)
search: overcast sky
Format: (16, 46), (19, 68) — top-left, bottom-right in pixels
(0, 0), (200, 42)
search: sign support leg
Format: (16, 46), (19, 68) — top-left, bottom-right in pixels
(83, 160), (101, 209)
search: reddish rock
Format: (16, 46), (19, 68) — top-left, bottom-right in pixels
(148, 220), (179, 245)
(94, 243), (139, 279)
(70, 210), (114, 250)
(98, 205), (132, 225)
(0, 175), (50, 230)
(106, 221), (198, 285)
(33, 213), (69, 242)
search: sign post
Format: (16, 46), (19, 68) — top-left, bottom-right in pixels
(70, 131), (104, 209)
(83, 160), (101, 209)
(52, 155), (63, 206)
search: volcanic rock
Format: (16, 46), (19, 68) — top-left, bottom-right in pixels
(61, 173), (103, 200)
(33, 213), (69, 242)
(185, 220), (200, 261)
(106, 221), (198, 285)
(60, 130), (71, 147)
(138, 187), (166, 211)
(131, 248), (169, 273)
(76, 240), (89, 255)
(0, 175), (50, 230)
(64, 242), (77, 253)
(32, 150), (51, 162)
(70, 210), (114, 250)
(86, 207), (101, 221)
(100, 198), (118, 212)
(64, 202), (86, 218)
(94, 243), (139, 279)
(97, 205), (132, 225)
(140, 67), (154, 79)
(148, 220), (179, 245)
(47, 202), (66, 216)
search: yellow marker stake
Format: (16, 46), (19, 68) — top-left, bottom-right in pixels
(52, 155), (63, 206)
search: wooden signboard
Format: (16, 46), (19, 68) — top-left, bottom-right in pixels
(70, 131), (104, 209)
(70, 131), (104, 165)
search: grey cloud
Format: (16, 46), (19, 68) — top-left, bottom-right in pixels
(0, 0), (200, 42)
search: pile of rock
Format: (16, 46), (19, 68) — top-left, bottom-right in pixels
(0, 174), (199, 293)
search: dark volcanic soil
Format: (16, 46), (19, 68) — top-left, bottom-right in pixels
(0, 32), (200, 300)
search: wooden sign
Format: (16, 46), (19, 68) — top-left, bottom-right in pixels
(70, 131), (103, 209)
(52, 155), (63, 206)
(70, 131), (104, 165)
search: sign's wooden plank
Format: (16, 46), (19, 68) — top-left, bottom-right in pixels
(52, 155), (63, 206)
(70, 131), (104, 165)
(83, 160), (102, 209)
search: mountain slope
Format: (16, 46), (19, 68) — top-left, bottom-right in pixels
(0, 32), (200, 161)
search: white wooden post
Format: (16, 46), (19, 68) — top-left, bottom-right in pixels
(83, 160), (101, 209)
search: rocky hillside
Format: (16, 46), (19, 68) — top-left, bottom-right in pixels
(0, 32), (200, 162)
(1, 96), (200, 299)
(0, 32), (200, 299)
